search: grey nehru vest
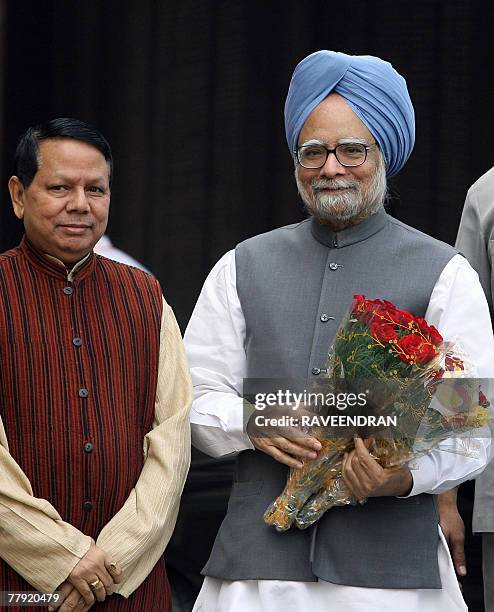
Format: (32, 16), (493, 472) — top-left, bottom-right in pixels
(202, 208), (458, 589)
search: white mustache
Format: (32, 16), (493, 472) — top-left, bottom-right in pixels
(311, 178), (359, 190)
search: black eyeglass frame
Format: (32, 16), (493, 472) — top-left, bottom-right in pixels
(294, 142), (376, 169)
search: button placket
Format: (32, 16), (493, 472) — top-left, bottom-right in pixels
(64, 279), (94, 514)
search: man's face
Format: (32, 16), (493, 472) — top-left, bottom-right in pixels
(295, 93), (386, 229)
(9, 138), (111, 265)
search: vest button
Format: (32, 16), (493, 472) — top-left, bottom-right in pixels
(320, 314), (329, 322)
(63, 286), (73, 295)
(312, 367), (321, 375)
(73, 337), (83, 347)
(83, 500), (93, 511)
(84, 442), (94, 453)
(329, 262), (339, 271)
(78, 388), (89, 398)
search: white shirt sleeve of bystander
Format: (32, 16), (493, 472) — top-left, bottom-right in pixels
(184, 250), (255, 457)
(406, 253), (494, 496)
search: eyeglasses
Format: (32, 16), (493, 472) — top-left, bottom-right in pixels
(295, 142), (375, 169)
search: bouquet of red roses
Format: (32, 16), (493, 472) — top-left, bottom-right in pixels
(263, 295), (490, 532)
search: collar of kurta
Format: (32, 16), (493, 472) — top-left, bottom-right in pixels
(310, 207), (388, 248)
(20, 235), (96, 282)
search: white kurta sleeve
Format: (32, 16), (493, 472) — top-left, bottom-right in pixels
(406, 253), (494, 495)
(184, 250), (254, 457)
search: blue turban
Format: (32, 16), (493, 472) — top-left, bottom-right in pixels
(285, 50), (415, 177)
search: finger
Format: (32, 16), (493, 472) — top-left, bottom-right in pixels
(74, 598), (87, 612)
(89, 578), (107, 603)
(341, 451), (349, 472)
(265, 443), (305, 468)
(353, 438), (382, 477)
(342, 452), (363, 498)
(449, 532), (467, 576)
(67, 579), (95, 607)
(353, 437), (375, 465)
(272, 436), (319, 459)
(103, 580), (115, 595)
(253, 436), (312, 465)
(58, 591), (86, 612)
(105, 559), (122, 585)
(346, 451), (372, 500)
(350, 449), (374, 480)
(362, 436), (373, 449)
(256, 421), (322, 450)
(48, 583), (73, 611)
(284, 429), (323, 449)
(96, 566), (114, 590)
(249, 413), (322, 447)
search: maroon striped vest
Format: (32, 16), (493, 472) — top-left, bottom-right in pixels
(0, 238), (171, 611)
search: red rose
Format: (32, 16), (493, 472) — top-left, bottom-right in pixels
(414, 342), (437, 364)
(352, 294), (369, 322)
(352, 295), (366, 310)
(370, 321), (398, 343)
(413, 317), (442, 345)
(395, 309), (415, 326)
(414, 316), (428, 329)
(397, 334), (437, 365)
(384, 307), (414, 327)
(352, 295), (382, 324)
(425, 324), (443, 346)
(397, 334), (421, 363)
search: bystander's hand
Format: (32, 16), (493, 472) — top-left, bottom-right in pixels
(342, 436), (413, 499)
(437, 487), (467, 577)
(48, 540), (122, 612)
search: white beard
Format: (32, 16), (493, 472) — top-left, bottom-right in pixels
(295, 155), (387, 226)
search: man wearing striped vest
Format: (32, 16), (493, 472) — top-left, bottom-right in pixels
(0, 118), (191, 611)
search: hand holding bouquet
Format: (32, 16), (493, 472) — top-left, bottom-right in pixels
(264, 295), (490, 531)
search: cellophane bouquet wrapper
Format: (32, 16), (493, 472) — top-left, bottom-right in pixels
(263, 295), (491, 532)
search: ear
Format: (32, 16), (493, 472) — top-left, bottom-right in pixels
(8, 176), (25, 220)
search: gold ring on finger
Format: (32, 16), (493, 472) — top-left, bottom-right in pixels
(89, 578), (102, 590)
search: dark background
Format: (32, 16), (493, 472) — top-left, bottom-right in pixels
(1, 1), (492, 610)
(2, 0), (494, 329)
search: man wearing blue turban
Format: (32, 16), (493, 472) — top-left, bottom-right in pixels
(285, 50), (415, 178)
(185, 50), (493, 611)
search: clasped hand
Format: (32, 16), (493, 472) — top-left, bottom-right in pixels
(48, 540), (122, 612)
